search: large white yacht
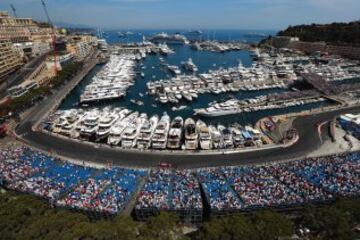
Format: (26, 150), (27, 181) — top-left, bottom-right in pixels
(79, 109), (101, 140)
(80, 54), (136, 103)
(167, 116), (183, 149)
(137, 115), (159, 149)
(230, 126), (244, 148)
(194, 99), (240, 117)
(60, 109), (86, 137)
(95, 109), (120, 141)
(121, 113), (147, 148)
(209, 125), (222, 149)
(197, 120), (212, 150)
(152, 113), (170, 149)
(158, 43), (175, 55)
(218, 125), (234, 149)
(182, 58), (198, 72)
(107, 111), (138, 146)
(184, 118), (198, 150)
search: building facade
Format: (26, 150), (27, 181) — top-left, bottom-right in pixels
(0, 11), (53, 44)
(66, 35), (97, 61)
(0, 39), (23, 81)
(0, 11), (34, 43)
(13, 41), (51, 59)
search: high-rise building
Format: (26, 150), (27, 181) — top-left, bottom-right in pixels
(0, 39), (23, 81)
(0, 11), (53, 44)
(0, 11), (34, 43)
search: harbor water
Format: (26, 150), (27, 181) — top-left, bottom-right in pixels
(59, 30), (333, 126)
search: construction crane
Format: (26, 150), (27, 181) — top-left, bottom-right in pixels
(40, 0), (58, 75)
(10, 4), (17, 17)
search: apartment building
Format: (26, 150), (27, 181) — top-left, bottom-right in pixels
(66, 35), (97, 61)
(0, 11), (53, 44)
(0, 39), (23, 81)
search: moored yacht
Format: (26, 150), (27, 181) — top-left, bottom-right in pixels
(52, 113), (69, 134)
(209, 125), (222, 149)
(152, 112), (170, 149)
(137, 115), (159, 149)
(95, 110), (120, 141)
(184, 118), (198, 150)
(107, 111), (138, 146)
(182, 58), (198, 72)
(121, 113), (147, 148)
(197, 120), (212, 150)
(60, 109), (85, 137)
(167, 116), (183, 149)
(230, 126), (244, 148)
(167, 65), (181, 75)
(218, 125), (234, 148)
(79, 109), (101, 140)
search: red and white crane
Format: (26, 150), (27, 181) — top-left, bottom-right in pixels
(40, 0), (58, 75)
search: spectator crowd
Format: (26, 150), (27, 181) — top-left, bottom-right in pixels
(0, 144), (359, 219)
(0, 145), (146, 215)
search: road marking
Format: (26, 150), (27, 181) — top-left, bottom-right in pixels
(317, 121), (327, 143)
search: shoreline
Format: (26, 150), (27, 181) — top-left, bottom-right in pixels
(10, 49), (360, 169)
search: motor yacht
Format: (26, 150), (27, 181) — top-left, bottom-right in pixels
(209, 125), (223, 149)
(107, 111), (138, 146)
(167, 116), (183, 149)
(96, 110), (120, 141)
(152, 113), (170, 149)
(197, 120), (212, 150)
(167, 65), (181, 75)
(182, 58), (198, 72)
(137, 115), (159, 149)
(79, 109), (101, 140)
(230, 126), (244, 148)
(218, 125), (234, 148)
(184, 118), (198, 150)
(121, 113), (147, 148)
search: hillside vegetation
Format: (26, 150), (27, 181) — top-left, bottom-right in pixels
(1, 190), (360, 240)
(278, 21), (360, 47)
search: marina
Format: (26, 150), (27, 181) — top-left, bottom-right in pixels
(44, 107), (272, 151)
(45, 30), (360, 153)
(80, 54), (137, 103)
(59, 41), (336, 125)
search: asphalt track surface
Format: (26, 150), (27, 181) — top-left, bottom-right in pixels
(14, 60), (360, 169)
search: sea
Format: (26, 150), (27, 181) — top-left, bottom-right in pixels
(59, 29), (333, 126)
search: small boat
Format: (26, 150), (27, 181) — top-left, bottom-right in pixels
(130, 99), (144, 106)
(171, 105), (187, 111)
(182, 58), (198, 72)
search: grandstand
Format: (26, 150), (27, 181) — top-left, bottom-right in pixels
(0, 145), (359, 222)
(134, 169), (203, 223)
(0, 146), (147, 216)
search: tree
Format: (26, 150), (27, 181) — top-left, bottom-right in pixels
(252, 210), (293, 240)
(300, 206), (355, 240)
(139, 212), (184, 240)
(199, 215), (255, 240)
(199, 217), (228, 240)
